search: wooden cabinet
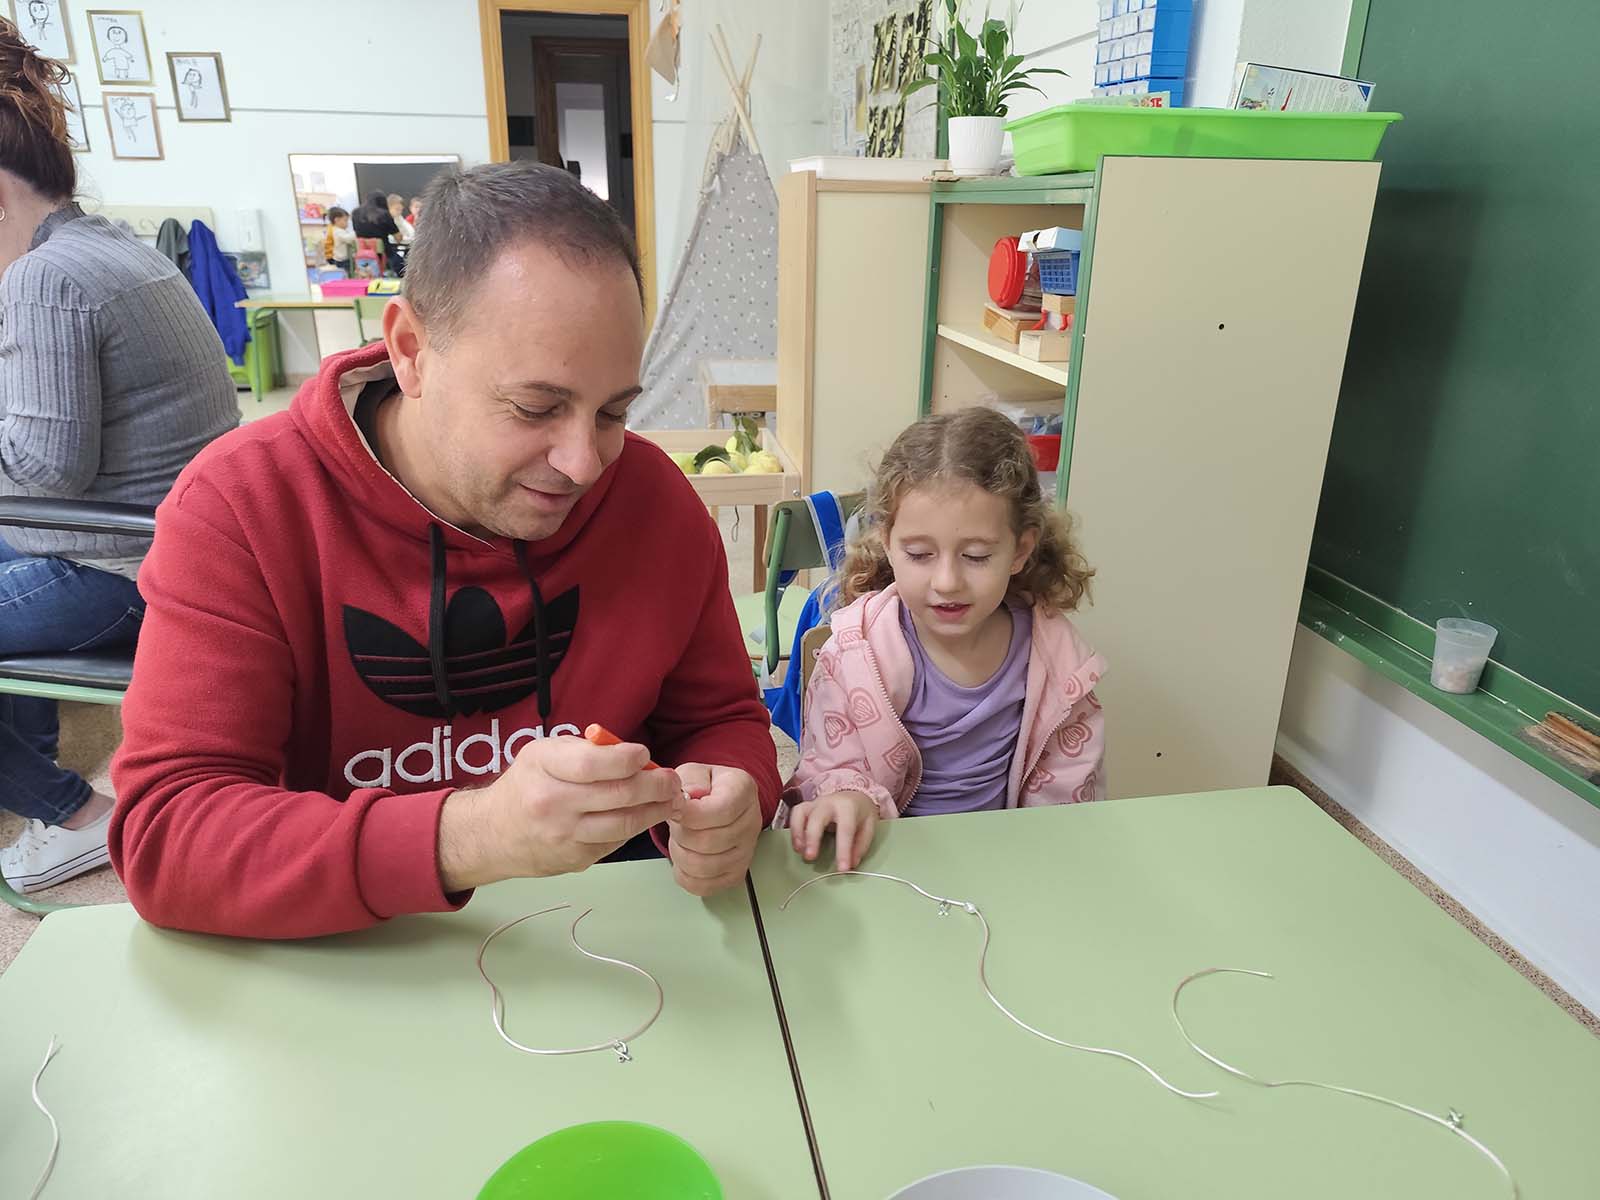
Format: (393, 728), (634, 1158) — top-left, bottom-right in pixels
(777, 173), (932, 496)
(919, 159), (1381, 800)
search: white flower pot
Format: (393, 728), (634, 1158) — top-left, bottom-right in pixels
(947, 115), (1005, 174)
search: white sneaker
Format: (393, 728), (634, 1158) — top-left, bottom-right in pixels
(1, 809), (112, 894)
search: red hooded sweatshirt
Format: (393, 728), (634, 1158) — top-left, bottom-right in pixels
(110, 345), (779, 938)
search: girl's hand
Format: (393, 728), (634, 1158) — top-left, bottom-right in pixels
(790, 791), (879, 872)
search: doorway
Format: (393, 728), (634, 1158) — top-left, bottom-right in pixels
(480, 0), (657, 319)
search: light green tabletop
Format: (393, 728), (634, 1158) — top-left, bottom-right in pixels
(0, 859), (817, 1198)
(749, 787), (1600, 1200)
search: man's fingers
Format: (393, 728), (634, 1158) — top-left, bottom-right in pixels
(671, 839), (747, 881)
(676, 762), (714, 800)
(533, 735), (651, 786)
(574, 799), (675, 848)
(677, 781), (756, 831)
(670, 815), (747, 857)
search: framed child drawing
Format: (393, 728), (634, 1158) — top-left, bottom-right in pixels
(102, 90), (162, 160)
(87, 9), (151, 84)
(167, 51), (230, 121)
(55, 70), (89, 151)
(7, 0), (74, 61)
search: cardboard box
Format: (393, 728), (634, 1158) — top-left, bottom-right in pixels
(1019, 330), (1071, 362)
(983, 303), (1040, 344)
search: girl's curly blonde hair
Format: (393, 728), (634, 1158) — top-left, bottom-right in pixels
(837, 407), (1094, 612)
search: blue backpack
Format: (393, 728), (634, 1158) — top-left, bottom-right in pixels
(764, 492), (850, 741)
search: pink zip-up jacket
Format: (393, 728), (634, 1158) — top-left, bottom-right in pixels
(776, 585), (1107, 824)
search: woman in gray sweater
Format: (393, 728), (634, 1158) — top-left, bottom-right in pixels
(0, 24), (238, 893)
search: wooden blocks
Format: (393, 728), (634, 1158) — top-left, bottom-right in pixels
(1018, 329), (1071, 362)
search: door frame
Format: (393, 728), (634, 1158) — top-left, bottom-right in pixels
(479, 0), (657, 321)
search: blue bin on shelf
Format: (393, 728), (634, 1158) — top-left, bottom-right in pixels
(1036, 252), (1080, 296)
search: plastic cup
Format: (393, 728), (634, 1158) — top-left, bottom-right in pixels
(476, 1122), (721, 1200)
(888, 1165), (1119, 1200)
(1431, 618), (1498, 694)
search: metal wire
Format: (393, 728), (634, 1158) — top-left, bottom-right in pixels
(1172, 967), (1519, 1198)
(781, 871), (1218, 1101)
(476, 905), (665, 1063)
(28, 1036), (60, 1200)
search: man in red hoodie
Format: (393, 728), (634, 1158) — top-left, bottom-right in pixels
(110, 162), (780, 938)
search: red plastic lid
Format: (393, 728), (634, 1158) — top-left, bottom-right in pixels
(1026, 434), (1061, 473)
(988, 236), (1027, 308)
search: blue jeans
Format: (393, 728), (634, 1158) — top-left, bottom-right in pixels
(0, 538), (143, 824)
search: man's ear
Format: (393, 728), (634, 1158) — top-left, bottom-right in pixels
(384, 298), (428, 398)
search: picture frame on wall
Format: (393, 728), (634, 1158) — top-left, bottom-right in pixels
(167, 51), (230, 122)
(54, 69), (88, 151)
(6, 0), (74, 61)
(102, 90), (162, 159)
(87, 9), (151, 84)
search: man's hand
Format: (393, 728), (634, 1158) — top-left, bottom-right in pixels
(668, 763), (763, 897)
(437, 735), (684, 892)
(789, 791), (878, 872)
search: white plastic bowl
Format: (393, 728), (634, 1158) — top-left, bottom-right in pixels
(887, 1165), (1119, 1200)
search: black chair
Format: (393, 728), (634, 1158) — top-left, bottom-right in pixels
(0, 496), (155, 914)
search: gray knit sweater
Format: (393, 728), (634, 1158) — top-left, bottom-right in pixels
(0, 204), (239, 574)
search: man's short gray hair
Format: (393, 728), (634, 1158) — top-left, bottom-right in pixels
(405, 161), (643, 346)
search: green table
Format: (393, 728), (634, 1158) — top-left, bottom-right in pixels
(0, 859), (817, 1198)
(749, 787), (1600, 1199)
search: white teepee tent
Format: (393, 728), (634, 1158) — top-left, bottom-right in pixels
(634, 31), (778, 429)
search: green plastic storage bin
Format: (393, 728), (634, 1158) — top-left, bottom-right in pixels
(1006, 106), (1402, 175)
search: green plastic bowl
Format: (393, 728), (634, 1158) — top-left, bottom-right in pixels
(477, 1122), (722, 1200)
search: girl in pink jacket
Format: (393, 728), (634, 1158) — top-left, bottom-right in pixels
(781, 407), (1106, 870)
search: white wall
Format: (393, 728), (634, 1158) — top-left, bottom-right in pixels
(1008, 0), (1098, 118)
(652, 0), (830, 282)
(69, 0), (491, 308)
(1186, 0), (1354, 106)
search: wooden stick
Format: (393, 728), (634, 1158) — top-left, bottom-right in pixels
(1545, 712), (1600, 756)
(711, 25), (762, 156)
(740, 32), (762, 93)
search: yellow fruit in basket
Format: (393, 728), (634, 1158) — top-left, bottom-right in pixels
(668, 452), (697, 474)
(700, 459), (735, 476)
(744, 450), (783, 474)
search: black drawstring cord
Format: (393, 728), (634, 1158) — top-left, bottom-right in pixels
(513, 540), (552, 724)
(427, 524), (452, 715)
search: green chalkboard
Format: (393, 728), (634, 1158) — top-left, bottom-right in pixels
(1312, 0), (1600, 715)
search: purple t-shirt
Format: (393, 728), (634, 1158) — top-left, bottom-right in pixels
(900, 603), (1032, 816)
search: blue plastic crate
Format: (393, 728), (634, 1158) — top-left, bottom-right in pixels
(1036, 251), (1080, 296)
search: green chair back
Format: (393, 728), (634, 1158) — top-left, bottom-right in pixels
(760, 493), (865, 673)
(354, 295), (389, 345)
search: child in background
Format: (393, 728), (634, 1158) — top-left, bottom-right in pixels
(780, 407), (1106, 871)
(323, 206), (356, 275)
(387, 194), (414, 242)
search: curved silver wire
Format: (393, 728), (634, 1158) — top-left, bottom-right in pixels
(1172, 968), (1519, 1198)
(29, 1036), (60, 1200)
(477, 905), (665, 1063)
(782, 871), (1218, 1100)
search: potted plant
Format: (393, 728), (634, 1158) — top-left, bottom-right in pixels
(904, 0), (1066, 174)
